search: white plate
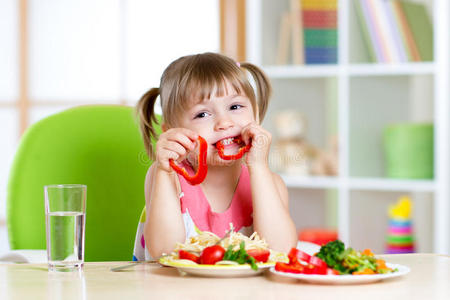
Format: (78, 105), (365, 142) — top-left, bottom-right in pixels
(269, 263), (410, 284)
(159, 257), (274, 277)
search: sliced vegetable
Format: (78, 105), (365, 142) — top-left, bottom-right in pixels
(199, 245), (225, 265)
(376, 259), (388, 270)
(288, 248), (311, 265)
(275, 262), (303, 274)
(301, 264), (327, 275)
(178, 250), (200, 263)
(375, 259), (394, 274)
(309, 256), (327, 270)
(352, 268), (375, 275)
(169, 136), (208, 185)
(283, 248), (328, 274)
(287, 248), (326, 270)
(216, 136), (251, 160)
(247, 249), (270, 263)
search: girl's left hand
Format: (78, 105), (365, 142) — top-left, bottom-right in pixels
(241, 123), (272, 169)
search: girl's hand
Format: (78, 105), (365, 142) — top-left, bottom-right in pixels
(241, 123), (272, 170)
(155, 128), (198, 173)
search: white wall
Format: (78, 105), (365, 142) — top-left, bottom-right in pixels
(0, 0), (219, 255)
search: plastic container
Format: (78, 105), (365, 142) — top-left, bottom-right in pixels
(298, 228), (338, 246)
(383, 123), (433, 179)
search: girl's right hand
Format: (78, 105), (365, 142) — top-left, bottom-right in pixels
(155, 128), (199, 173)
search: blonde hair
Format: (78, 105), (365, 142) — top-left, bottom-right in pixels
(136, 52), (272, 158)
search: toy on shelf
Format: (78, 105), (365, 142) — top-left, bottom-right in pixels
(270, 110), (315, 175)
(386, 196), (415, 254)
(270, 110), (338, 176)
(310, 135), (338, 176)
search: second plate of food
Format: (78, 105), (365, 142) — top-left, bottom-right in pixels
(269, 263), (410, 284)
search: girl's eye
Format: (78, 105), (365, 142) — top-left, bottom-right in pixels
(230, 104), (243, 110)
(194, 112), (208, 119)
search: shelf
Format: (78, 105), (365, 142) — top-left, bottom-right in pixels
(263, 62), (435, 79)
(263, 65), (339, 78)
(281, 175), (435, 192)
(349, 178), (435, 192)
(248, 0), (449, 254)
(348, 62), (435, 76)
(281, 175), (338, 189)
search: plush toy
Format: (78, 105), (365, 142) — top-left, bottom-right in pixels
(270, 110), (315, 175)
(270, 110), (338, 176)
(310, 135), (338, 176)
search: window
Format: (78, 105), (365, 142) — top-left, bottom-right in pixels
(0, 0), (219, 253)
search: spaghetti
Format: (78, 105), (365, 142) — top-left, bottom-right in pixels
(168, 226), (287, 263)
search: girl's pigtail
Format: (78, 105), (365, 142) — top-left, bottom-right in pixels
(136, 87), (160, 159)
(240, 62), (272, 123)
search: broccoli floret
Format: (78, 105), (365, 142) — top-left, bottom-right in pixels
(316, 240), (348, 273)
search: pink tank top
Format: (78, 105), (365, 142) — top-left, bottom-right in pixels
(178, 162), (253, 238)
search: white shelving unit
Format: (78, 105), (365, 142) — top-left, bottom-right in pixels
(246, 0), (449, 254)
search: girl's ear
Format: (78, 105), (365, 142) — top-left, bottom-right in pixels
(161, 123), (168, 132)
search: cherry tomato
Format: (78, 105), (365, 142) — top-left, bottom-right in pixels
(247, 249), (270, 263)
(199, 245), (225, 265)
(178, 250), (200, 263)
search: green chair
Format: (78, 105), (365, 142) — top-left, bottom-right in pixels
(7, 105), (158, 261)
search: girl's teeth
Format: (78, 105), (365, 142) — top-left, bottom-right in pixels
(221, 138), (234, 145)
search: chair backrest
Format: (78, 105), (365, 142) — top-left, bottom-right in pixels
(7, 105), (158, 261)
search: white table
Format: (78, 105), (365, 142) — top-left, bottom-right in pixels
(1, 254), (449, 300)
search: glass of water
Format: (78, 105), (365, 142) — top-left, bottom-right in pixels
(45, 184), (86, 272)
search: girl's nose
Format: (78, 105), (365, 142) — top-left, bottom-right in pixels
(214, 115), (234, 131)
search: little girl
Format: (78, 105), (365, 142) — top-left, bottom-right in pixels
(133, 52), (297, 260)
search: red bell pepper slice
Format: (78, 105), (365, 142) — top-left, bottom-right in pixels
(275, 262), (304, 274)
(309, 265), (327, 275)
(277, 248), (342, 275)
(216, 136), (251, 160)
(288, 248), (311, 265)
(178, 250), (200, 263)
(302, 264), (328, 275)
(309, 255), (327, 270)
(283, 248), (330, 275)
(169, 136), (208, 185)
